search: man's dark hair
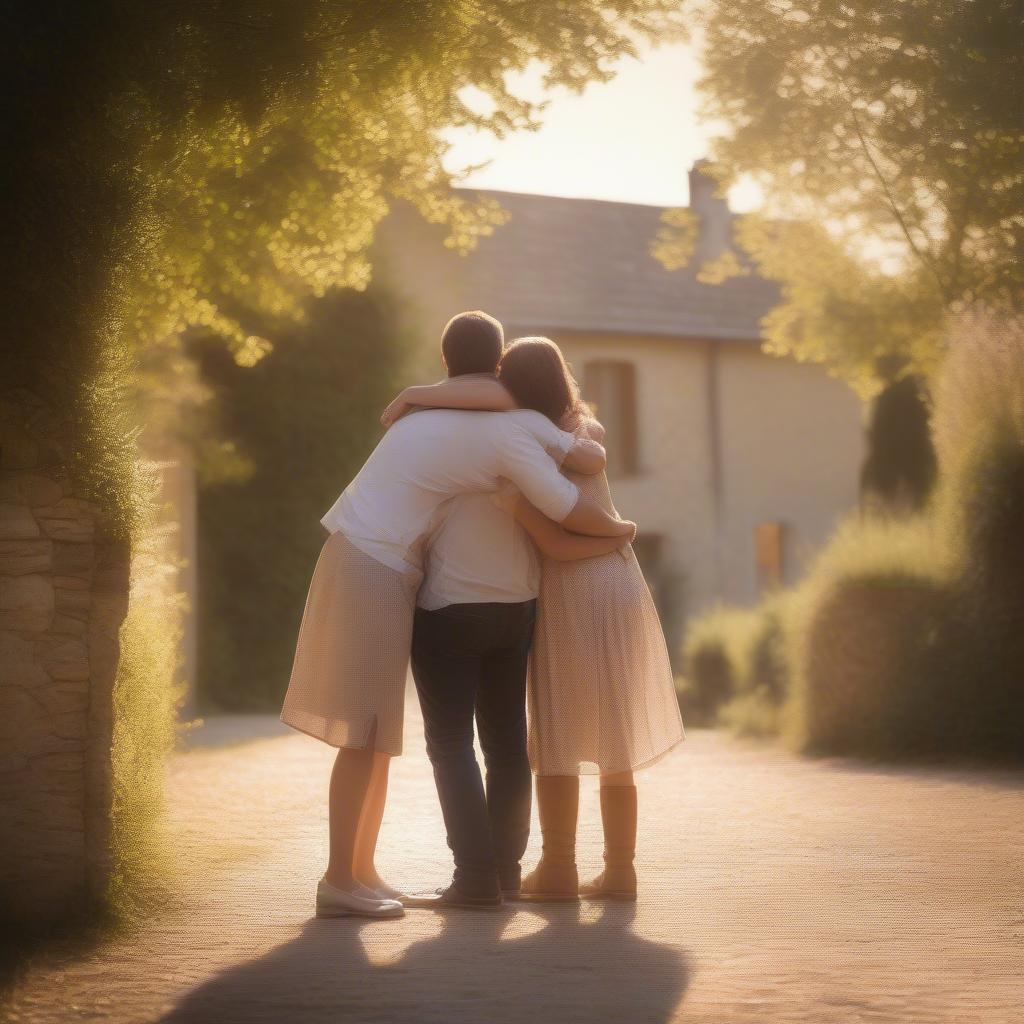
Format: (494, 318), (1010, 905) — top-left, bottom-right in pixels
(441, 310), (504, 376)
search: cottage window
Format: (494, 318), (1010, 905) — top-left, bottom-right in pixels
(583, 360), (638, 476)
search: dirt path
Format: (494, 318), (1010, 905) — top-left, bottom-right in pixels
(4, 698), (1022, 1024)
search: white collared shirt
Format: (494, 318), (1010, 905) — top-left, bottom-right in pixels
(321, 409), (578, 574)
(416, 489), (540, 610)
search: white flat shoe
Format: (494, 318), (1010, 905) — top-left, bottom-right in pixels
(354, 881), (408, 903)
(316, 878), (404, 919)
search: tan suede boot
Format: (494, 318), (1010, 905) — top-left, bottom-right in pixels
(517, 775), (580, 902)
(580, 784), (637, 901)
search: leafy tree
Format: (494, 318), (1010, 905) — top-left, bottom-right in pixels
(0, 2), (684, 910)
(660, 0), (1023, 390)
(860, 370), (937, 514)
(1, 0), (683, 520)
(194, 286), (414, 711)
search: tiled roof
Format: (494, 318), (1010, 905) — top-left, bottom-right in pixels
(451, 189), (779, 342)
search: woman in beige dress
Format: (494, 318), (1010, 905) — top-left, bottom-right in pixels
(384, 336), (684, 901)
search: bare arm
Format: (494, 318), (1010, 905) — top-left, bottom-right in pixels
(561, 495), (635, 536)
(512, 497), (634, 561)
(381, 378), (514, 426)
(561, 437), (606, 475)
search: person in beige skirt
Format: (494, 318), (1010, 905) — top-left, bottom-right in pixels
(383, 335), (685, 902)
(281, 312), (635, 919)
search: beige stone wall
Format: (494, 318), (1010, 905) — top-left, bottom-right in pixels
(373, 210), (865, 658)
(553, 332), (719, 655)
(553, 333), (864, 655)
(0, 389), (129, 926)
(715, 345), (865, 602)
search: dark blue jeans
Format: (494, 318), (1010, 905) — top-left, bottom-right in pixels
(411, 600), (536, 897)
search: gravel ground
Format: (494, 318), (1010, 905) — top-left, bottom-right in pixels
(4, 697), (1023, 1024)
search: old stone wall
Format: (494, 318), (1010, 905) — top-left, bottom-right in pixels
(0, 389), (129, 926)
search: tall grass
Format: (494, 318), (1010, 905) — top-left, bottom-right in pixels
(928, 312), (1024, 758)
(106, 465), (184, 925)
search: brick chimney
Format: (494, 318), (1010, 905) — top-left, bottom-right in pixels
(688, 160), (732, 264)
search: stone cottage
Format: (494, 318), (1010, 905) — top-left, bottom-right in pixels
(375, 164), (865, 652)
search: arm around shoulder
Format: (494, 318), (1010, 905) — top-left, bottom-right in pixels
(381, 377), (515, 426)
(511, 498), (634, 562)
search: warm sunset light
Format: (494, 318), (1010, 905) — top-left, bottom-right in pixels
(2, 3), (1021, 1023)
(443, 42), (764, 212)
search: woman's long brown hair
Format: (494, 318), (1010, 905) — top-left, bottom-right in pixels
(497, 336), (585, 428)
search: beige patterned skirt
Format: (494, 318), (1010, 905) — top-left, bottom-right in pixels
(528, 544), (685, 776)
(280, 532), (421, 755)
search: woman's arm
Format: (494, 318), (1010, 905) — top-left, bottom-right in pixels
(381, 377), (515, 426)
(513, 497), (636, 562)
(560, 495), (634, 536)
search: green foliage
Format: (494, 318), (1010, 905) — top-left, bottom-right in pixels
(796, 575), (953, 758)
(661, 0), (1024, 391)
(946, 440), (1024, 757)
(677, 605), (760, 725)
(0, 1), (686, 931)
(718, 688), (787, 740)
(929, 313), (1024, 757)
(680, 590), (796, 735)
(4, 1), (685, 376)
(4, 0), (686, 534)
(651, 207), (699, 272)
(107, 485), (184, 923)
(734, 216), (946, 394)
(931, 312), (1024, 492)
(783, 514), (953, 757)
(860, 374), (938, 514)
(726, 403), (1024, 761)
(744, 590), (794, 706)
(196, 286), (413, 710)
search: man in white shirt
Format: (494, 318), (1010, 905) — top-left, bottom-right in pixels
(320, 405), (602, 574)
(401, 312), (624, 911)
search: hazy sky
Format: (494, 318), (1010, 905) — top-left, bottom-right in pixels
(442, 41), (761, 212)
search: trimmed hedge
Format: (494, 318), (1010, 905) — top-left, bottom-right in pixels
(794, 576), (952, 757)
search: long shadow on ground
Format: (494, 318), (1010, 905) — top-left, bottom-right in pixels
(159, 902), (690, 1024)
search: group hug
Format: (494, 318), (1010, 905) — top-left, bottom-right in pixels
(280, 310), (684, 919)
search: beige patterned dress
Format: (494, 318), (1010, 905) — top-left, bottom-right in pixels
(527, 424), (685, 776)
(280, 532), (422, 755)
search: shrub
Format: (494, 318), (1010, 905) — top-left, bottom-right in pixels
(939, 438), (1024, 758)
(677, 605), (760, 725)
(860, 373), (937, 515)
(719, 688), (787, 739)
(196, 286), (415, 711)
(718, 589), (798, 737)
(929, 313), (1024, 759)
(796, 576), (954, 757)
(745, 589), (794, 703)
(785, 515), (958, 757)
(702, 313), (1024, 761)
